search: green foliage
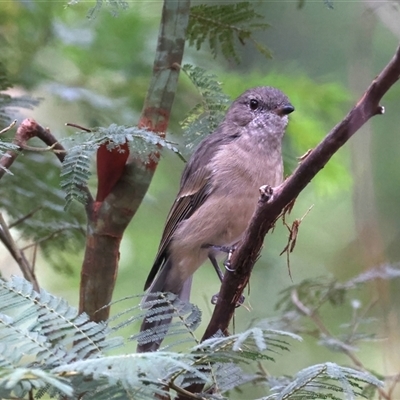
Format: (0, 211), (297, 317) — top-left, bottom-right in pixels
(0, 152), (86, 273)
(265, 363), (382, 400)
(188, 2), (271, 63)
(66, 0), (129, 19)
(0, 61), (40, 127)
(60, 124), (182, 208)
(0, 276), (122, 398)
(0, 276), (296, 399)
(0, 64), (85, 273)
(0, 274), (385, 399)
(272, 264), (400, 358)
(180, 64), (231, 155)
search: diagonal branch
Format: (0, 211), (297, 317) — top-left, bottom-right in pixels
(178, 40), (400, 400)
(0, 212), (39, 292)
(202, 43), (400, 343)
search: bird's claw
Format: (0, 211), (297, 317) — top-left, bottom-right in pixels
(259, 184), (274, 202)
(224, 245), (236, 271)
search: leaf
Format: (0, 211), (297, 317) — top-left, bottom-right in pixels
(265, 362), (382, 400)
(188, 2), (271, 63)
(60, 124), (182, 207)
(181, 64), (230, 155)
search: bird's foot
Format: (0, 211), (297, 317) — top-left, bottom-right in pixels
(259, 184), (274, 203)
(211, 292), (245, 308)
(223, 245), (236, 272)
(202, 243), (237, 272)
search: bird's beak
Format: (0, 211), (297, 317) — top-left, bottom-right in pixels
(275, 104), (295, 117)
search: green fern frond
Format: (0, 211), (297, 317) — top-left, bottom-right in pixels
(265, 362), (382, 400)
(60, 145), (92, 208)
(112, 293), (202, 350)
(188, 2), (271, 63)
(0, 276), (124, 398)
(181, 64), (230, 155)
(52, 353), (205, 399)
(0, 276), (122, 362)
(0, 277), (384, 399)
(60, 124), (181, 207)
(0, 367), (73, 399)
(194, 328), (300, 364)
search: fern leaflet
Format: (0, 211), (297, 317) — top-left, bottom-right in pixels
(188, 2), (271, 63)
(60, 124), (182, 208)
(181, 64), (230, 155)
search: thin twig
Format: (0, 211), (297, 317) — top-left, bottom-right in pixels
(0, 119), (17, 135)
(20, 142), (66, 154)
(169, 381), (205, 399)
(8, 206), (42, 229)
(0, 213), (39, 292)
(65, 122), (92, 132)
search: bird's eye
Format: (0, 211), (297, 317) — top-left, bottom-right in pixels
(249, 99), (259, 111)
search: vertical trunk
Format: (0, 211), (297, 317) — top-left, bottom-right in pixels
(79, 0), (191, 321)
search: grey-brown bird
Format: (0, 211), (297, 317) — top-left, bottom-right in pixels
(138, 86), (294, 352)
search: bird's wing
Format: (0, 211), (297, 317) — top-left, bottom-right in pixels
(143, 166), (213, 290)
(143, 132), (230, 290)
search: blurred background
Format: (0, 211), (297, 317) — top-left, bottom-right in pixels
(1, 0), (400, 397)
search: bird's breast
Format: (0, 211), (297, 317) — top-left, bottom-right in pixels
(205, 136), (283, 245)
(210, 136), (283, 197)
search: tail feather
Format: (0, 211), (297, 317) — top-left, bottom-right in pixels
(137, 259), (193, 352)
(137, 299), (175, 353)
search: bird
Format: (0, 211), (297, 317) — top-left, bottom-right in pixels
(137, 86), (294, 352)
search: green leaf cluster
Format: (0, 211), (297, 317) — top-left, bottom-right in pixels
(188, 2), (271, 63)
(265, 362), (381, 400)
(0, 274), (384, 399)
(180, 64), (231, 155)
(0, 276), (122, 399)
(60, 124), (182, 208)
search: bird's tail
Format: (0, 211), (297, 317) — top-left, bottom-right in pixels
(136, 294), (177, 353)
(137, 259), (193, 353)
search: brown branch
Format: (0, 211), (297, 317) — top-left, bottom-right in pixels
(0, 119), (17, 135)
(170, 44), (400, 399)
(0, 119), (68, 179)
(202, 43), (400, 344)
(0, 213), (39, 292)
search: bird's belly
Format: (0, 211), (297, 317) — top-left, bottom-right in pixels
(213, 194), (257, 246)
